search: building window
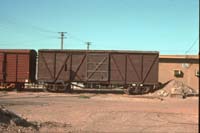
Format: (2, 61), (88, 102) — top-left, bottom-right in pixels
(174, 70), (184, 78)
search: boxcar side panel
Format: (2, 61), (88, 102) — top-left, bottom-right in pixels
(6, 54), (17, 82)
(17, 54), (30, 82)
(0, 50), (36, 84)
(38, 52), (55, 81)
(37, 50), (159, 87)
(142, 54), (159, 84)
(55, 52), (71, 81)
(110, 53), (159, 85)
(126, 54), (142, 83)
(110, 54), (126, 84)
(38, 51), (71, 82)
(71, 53), (87, 81)
(86, 53), (109, 82)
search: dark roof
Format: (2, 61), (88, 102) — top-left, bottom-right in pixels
(38, 49), (159, 54)
(0, 49), (36, 53)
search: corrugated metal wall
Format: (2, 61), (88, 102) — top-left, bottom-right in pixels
(0, 50), (36, 83)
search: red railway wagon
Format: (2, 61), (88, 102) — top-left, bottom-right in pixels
(38, 49), (159, 94)
(0, 49), (37, 89)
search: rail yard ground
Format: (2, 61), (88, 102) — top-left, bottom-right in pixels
(0, 89), (199, 133)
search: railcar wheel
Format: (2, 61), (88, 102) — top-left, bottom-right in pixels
(46, 84), (56, 92)
(124, 87), (133, 95)
(143, 86), (151, 94)
(56, 83), (66, 92)
(65, 83), (72, 93)
(131, 86), (142, 94)
(16, 83), (25, 91)
(46, 83), (72, 93)
(141, 86), (151, 94)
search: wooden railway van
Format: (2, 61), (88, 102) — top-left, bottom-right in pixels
(38, 49), (159, 94)
(0, 49), (37, 89)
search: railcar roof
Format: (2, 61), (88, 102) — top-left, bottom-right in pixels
(0, 49), (36, 53)
(38, 49), (159, 54)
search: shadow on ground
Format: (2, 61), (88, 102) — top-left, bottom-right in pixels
(1, 88), (124, 94)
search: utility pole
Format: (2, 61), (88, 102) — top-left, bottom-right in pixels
(58, 32), (67, 49)
(86, 42), (91, 50)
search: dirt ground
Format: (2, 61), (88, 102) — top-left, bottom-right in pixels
(0, 90), (199, 133)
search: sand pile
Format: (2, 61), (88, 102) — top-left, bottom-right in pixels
(0, 106), (72, 133)
(0, 106), (38, 132)
(155, 80), (197, 98)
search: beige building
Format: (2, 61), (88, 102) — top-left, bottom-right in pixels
(159, 55), (199, 92)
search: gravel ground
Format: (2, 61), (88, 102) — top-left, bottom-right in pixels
(0, 91), (198, 133)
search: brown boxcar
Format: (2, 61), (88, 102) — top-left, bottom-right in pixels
(38, 49), (159, 94)
(0, 49), (37, 89)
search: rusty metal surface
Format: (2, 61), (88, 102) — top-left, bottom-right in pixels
(38, 50), (159, 86)
(109, 53), (159, 84)
(38, 52), (71, 82)
(71, 53), (86, 81)
(126, 54), (142, 83)
(0, 49), (37, 83)
(38, 52), (86, 82)
(38, 51), (110, 83)
(110, 54), (126, 84)
(17, 54), (30, 82)
(142, 54), (159, 84)
(6, 54), (17, 82)
(86, 53), (109, 81)
(38, 52), (55, 81)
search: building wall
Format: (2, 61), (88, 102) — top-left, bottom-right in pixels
(159, 55), (199, 92)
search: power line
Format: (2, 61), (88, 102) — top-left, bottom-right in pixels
(0, 16), (56, 34)
(1, 16), (89, 48)
(67, 33), (85, 43)
(0, 37), (57, 46)
(28, 25), (56, 34)
(185, 37), (199, 54)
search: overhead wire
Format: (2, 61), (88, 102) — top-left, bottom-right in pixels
(67, 32), (86, 43)
(0, 37), (57, 46)
(185, 37), (199, 54)
(0, 16), (93, 49)
(0, 16), (56, 35)
(1, 16), (199, 53)
(0, 16), (88, 47)
(0, 16), (60, 47)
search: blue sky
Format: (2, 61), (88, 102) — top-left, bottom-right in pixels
(0, 0), (199, 54)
